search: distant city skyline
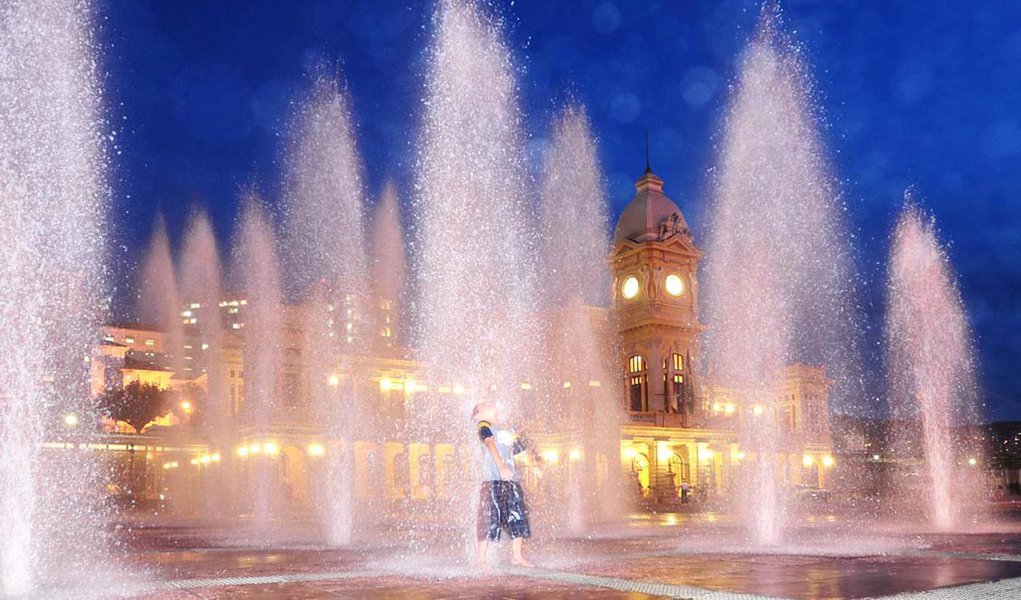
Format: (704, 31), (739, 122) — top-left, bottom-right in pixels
(103, 0), (1021, 420)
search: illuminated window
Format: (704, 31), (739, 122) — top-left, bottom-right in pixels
(628, 355), (646, 373)
(124, 337), (135, 344)
(621, 276), (639, 299)
(672, 353), (683, 371)
(626, 355), (648, 412)
(671, 374), (688, 413)
(144, 339), (155, 347)
(665, 274), (684, 296)
(778, 406), (796, 431)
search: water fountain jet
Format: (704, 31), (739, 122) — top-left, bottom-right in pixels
(887, 198), (986, 530)
(413, 0), (540, 551)
(282, 73), (371, 544)
(538, 105), (623, 531)
(0, 0), (109, 592)
(232, 194), (284, 531)
(703, 5), (856, 545)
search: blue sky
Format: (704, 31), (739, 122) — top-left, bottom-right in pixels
(102, 0), (1021, 420)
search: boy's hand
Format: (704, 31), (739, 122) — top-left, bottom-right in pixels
(499, 465), (514, 481)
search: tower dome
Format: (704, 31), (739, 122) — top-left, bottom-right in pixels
(613, 169), (691, 244)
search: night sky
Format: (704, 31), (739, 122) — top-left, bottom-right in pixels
(100, 0), (1021, 421)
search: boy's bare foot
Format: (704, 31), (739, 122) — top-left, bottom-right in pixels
(511, 557), (535, 567)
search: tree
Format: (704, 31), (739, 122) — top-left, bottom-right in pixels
(97, 381), (169, 434)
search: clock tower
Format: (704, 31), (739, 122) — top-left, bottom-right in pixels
(612, 167), (703, 419)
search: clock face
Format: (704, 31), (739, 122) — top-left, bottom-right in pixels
(621, 276), (639, 299)
(665, 274), (684, 296)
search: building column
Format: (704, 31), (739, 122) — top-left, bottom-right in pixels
(648, 344), (665, 412)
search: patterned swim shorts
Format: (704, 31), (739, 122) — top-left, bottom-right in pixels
(477, 480), (531, 541)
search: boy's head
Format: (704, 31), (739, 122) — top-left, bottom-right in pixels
(472, 402), (497, 423)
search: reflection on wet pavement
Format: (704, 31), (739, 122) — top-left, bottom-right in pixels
(71, 517), (1021, 599)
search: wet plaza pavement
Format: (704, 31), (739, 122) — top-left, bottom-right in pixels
(58, 513), (1021, 600)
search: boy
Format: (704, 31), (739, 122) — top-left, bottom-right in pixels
(473, 401), (536, 568)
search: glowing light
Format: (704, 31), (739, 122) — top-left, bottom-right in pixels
(200, 455), (211, 464)
(453, 384), (464, 395)
(519, 382), (532, 390)
(249, 443), (261, 455)
(735, 451), (747, 461)
(405, 379), (417, 393)
(262, 442), (280, 456)
(562, 381), (572, 388)
(380, 378), (393, 392)
(724, 403), (736, 415)
(307, 443), (326, 457)
(542, 449), (559, 464)
(327, 374), (340, 387)
(665, 274), (684, 296)
(698, 447), (714, 462)
(623, 447), (637, 459)
(968, 457), (977, 466)
(752, 405), (764, 415)
(211, 453), (221, 462)
(180, 401), (193, 413)
(237, 446), (249, 457)
(803, 454), (814, 467)
(872, 454), (881, 461)
(62, 413), (79, 428)
(588, 380), (602, 387)
(822, 455), (834, 467)
(621, 276), (639, 299)
(569, 448), (582, 462)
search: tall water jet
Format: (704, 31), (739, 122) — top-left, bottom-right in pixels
(282, 73), (370, 544)
(703, 6), (855, 545)
(179, 209), (231, 514)
(537, 106), (621, 531)
(232, 194), (284, 529)
(370, 181), (407, 352)
(0, 0), (108, 593)
(887, 199), (985, 529)
(139, 215), (185, 375)
(413, 0), (539, 548)
(282, 73), (370, 347)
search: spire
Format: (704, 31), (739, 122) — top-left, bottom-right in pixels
(645, 129), (652, 174)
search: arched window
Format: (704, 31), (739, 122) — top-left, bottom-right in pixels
(626, 355), (648, 412)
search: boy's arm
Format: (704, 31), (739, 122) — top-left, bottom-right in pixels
(513, 432), (544, 464)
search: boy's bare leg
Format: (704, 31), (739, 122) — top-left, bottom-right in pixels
(510, 537), (534, 567)
(476, 540), (490, 569)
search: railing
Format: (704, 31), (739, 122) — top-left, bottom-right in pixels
(626, 412), (657, 425)
(625, 411), (689, 428)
